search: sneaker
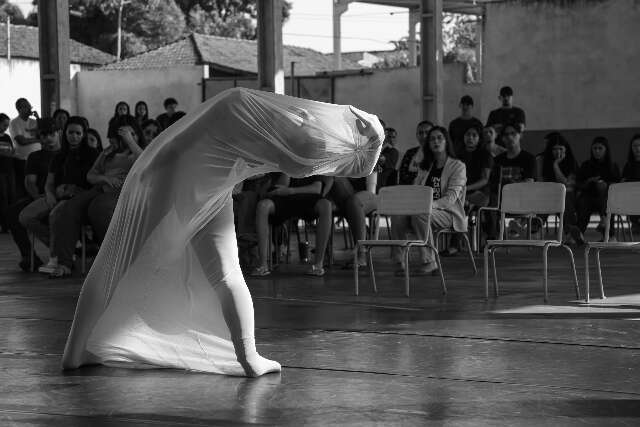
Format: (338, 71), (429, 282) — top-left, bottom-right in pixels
(38, 257), (59, 274)
(249, 266), (271, 277)
(49, 264), (72, 278)
(304, 265), (325, 277)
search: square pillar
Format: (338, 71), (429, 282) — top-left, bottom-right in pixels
(257, 0), (284, 94)
(408, 7), (420, 67)
(332, 0), (351, 70)
(420, 0), (443, 125)
(37, 0), (70, 116)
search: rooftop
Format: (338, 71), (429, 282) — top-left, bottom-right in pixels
(0, 23), (115, 66)
(100, 33), (362, 76)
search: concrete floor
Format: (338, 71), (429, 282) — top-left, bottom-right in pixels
(1, 232), (639, 426)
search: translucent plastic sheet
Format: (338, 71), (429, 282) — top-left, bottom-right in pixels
(62, 88), (383, 374)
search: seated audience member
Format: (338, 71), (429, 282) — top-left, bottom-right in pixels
(156, 97), (186, 130)
(52, 109), (70, 133)
(134, 101), (149, 128)
(0, 113), (16, 232)
(252, 174), (334, 277)
(486, 123), (536, 239)
(329, 174), (377, 267)
(86, 128), (103, 152)
(377, 127), (399, 187)
(234, 173), (277, 268)
(10, 98), (40, 198)
(106, 101), (131, 146)
(622, 134), (640, 232)
(576, 136), (620, 240)
(448, 95), (483, 154)
(486, 86), (526, 134)
(7, 118), (61, 271)
(483, 125), (505, 158)
(537, 132), (582, 244)
(460, 125), (493, 213)
(398, 120), (433, 185)
(47, 116), (144, 277)
(21, 117), (98, 273)
(391, 126), (466, 275)
(141, 119), (161, 146)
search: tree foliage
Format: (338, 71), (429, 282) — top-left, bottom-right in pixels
(0, 0), (26, 24)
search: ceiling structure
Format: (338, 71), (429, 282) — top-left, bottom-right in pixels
(356, 0), (506, 15)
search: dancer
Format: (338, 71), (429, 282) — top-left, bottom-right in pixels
(62, 88), (383, 376)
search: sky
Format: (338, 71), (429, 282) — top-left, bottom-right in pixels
(283, 0), (410, 53)
(13, 0), (409, 54)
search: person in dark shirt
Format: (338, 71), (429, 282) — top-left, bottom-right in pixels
(398, 120), (433, 184)
(6, 118), (61, 271)
(576, 136), (620, 240)
(106, 101), (130, 146)
(0, 113), (16, 232)
(253, 174), (334, 277)
(448, 95), (483, 154)
(537, 132), (582, 244)
(486, 86), (526, 134)
(377, 127), (399, 187)
(621, 134), (640, 232)
(156, 97), (186, 131)
(20, 117), (98, 266)
(460, 125), (493, 211)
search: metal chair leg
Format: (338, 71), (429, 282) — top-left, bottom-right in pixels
(542, 244), (550, 303)
(562, 244), (580, 300)
(81, 226), (86, 275)
(30, 232), (35, 272)
(368, 248), (376, 293)
(403, 247), (410, 297)
(584, 246), (591, 303)
(432, 246), (446, 295)
(483, 244), (490, 299)
(461, 232), (477, 275)
(491, 248), (499, 297)
(354, 244), (360, 296)
(595, 248), (606, 299)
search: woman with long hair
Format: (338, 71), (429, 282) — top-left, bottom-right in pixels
(622, 134), (640, 232)
(106, 101), (131, 145)
(576, 136), (620, 240)
(391, 126), (467, 275)
(134, 101), (149, 127)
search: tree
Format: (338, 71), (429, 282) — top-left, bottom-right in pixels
(176, 0), (291, 39)
(0, 0), (27, 24)
(443, 13), (478, 62)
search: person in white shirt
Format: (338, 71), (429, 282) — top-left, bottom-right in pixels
(9, 98), (41, 196)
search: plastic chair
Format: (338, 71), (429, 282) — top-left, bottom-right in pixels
(484, 183), (580, 303)
(354, 185), (445, 297)
(584, 182), (640, 302)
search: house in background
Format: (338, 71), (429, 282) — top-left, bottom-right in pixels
(0, 23), (114, 117)
(76, 33), (363, 139)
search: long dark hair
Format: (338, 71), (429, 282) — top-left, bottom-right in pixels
(419, 126), (456, 170)
(590, 136), (613, 165)
(60, 116), (90, 155)
(87, 128), (103, 153)
(541, 132), (577, 181)
(134, 101), (148, 124)
(107, 115), (146, 159)
(112, 101), (130, 118)
(626, 134), (640, 164)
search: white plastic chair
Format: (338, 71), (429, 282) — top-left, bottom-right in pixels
(354, 185), (445, 297)
(484, 182), (579, 303)
(584, 182), (640, 302)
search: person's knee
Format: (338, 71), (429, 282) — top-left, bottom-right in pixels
(18, 206), (34, 227)
(314, 198), (332, 219)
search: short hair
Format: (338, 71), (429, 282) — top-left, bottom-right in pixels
(460, 95), (474, 106)
(15, 98), (29, 109)
(499, 86), (514, 97)
(501, 121), (522, 135)
(142, 118), (161, 130)
(163, 97), (178, 108)
(0, 113), (9, 122)
(416, 120), (434, 129)
(37, 117), (58, 135)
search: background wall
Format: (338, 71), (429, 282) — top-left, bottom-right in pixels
(74, 66), (203, 142)
(0, 58), (81, 118)
(482, 0), (640, 165)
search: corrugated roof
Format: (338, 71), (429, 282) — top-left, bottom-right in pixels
(101, 33), (362, 76)
(0, 23), (115, 65)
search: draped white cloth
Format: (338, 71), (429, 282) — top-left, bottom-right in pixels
(62, 88), (383, 375)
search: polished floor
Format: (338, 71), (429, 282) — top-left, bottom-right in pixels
(1, 231), (639, 426)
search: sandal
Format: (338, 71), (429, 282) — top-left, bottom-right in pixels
(249, 266), (271, 277)
(305, 265), (325, 277)
(49, 264), (72, 279)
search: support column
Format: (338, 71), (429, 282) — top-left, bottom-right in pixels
(257, 0), (284, 94)
(408, 7), (420, 67)
(420, 0), (443, 124)
(332, 0), (351, 70)
(37, 0), (70, 117)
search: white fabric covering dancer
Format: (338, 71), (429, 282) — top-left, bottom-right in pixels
(61, 88), (383, 376)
